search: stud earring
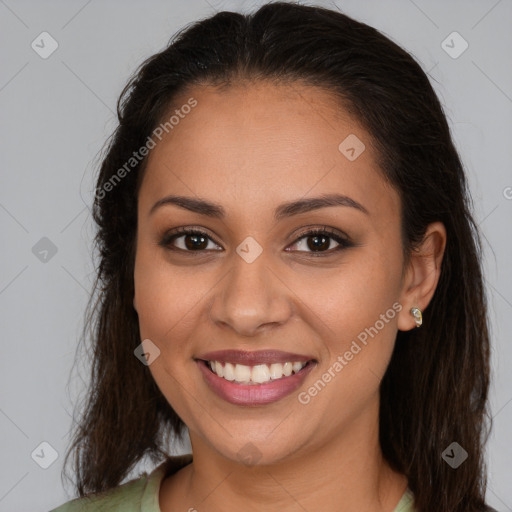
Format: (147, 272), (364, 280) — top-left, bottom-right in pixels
(410, 307), (422, 328)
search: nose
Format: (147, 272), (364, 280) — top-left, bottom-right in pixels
(208, 248), (293, 337)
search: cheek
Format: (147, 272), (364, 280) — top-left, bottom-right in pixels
(133, 242), (207, 353)
(294, 253), (402, 424)
(133, 244), (206, 419)
(302, 250), (401, 341)
(297, 246), (403, 406)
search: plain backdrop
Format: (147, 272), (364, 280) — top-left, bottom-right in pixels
(0, 1), (511, 511)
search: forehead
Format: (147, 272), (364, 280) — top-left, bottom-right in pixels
(151, 80), (361, 163)
(139, 81), (399, 223)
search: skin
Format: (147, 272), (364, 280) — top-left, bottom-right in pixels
(133, 81), (446, 511)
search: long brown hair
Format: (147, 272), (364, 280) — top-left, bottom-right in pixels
(62, 3), (493, 510)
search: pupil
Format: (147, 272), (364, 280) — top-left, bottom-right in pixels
(185, 234), (207, 250)
(309, 235), (329, 251)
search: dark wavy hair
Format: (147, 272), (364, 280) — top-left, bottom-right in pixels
(62, 3), (493, 511)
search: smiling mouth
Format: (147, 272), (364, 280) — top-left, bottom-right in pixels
(198, 359), (315, 385)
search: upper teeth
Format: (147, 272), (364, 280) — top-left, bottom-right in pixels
(208, 361), (307, 384)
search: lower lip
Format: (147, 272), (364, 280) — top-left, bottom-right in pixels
(196, 360), (316, 406)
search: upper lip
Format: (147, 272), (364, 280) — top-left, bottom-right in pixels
(195, 350), (316, 366)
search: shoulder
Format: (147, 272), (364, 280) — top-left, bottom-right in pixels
(49, 471), (151, 512)
(394, 487), (416, 512)
(48, 476), (148, 512)
(49, 454), (193, 512)
(392, 488), (498, 512)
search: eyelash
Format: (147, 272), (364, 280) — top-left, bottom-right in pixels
(159, 226), (354, 257)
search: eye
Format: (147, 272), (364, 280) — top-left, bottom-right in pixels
(159, 227), (222, 252)
(159, 226), (353, 255)
(286, 227), (353, 256)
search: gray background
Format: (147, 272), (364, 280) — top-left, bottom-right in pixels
(0, 0), (511, 510)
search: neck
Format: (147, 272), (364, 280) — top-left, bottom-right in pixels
(160, 400), (408, 511)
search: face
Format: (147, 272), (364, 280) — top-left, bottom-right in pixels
(133, 81), (408, 466)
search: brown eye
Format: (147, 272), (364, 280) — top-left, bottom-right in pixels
(159, 226), (353, 256)
(303, 233), (333, 251)
(287, 228), (353, 255)
(181, 232), (209, 251)
(159, 228), (222, 252)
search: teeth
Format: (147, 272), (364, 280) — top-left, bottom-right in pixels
(234, 363), (251, 383)
(207, 360), (308, 384)
(292, 362), (303, 373)
(252, 364), (271, 384)
(269, 363), (283, 379)
(223, 362), (236, 381)
(214, 361), (224, 378)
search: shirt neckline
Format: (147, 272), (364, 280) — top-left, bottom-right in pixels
(140, 455), (414, 512)
(141, 454), (193, 511)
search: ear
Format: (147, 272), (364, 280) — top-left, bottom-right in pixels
(397, 221), (447, 331)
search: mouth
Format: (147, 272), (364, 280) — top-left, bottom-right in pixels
(194, 350), (317, 406)
(198, 359), (314, 385)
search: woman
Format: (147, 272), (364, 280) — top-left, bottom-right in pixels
(50, 2), (494, 511)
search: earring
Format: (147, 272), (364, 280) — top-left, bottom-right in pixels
(410, 307), (422, 328)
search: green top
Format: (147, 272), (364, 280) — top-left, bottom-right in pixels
(49, 454), (416, 511)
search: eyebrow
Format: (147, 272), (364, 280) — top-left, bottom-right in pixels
(149, 193), (369, 220)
